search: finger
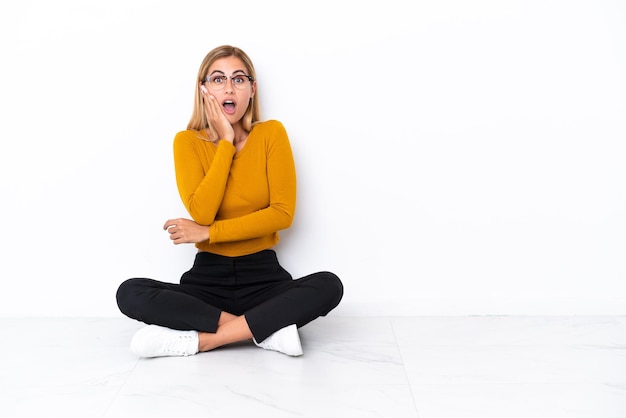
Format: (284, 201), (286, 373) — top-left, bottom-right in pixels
(164, 218), (182, 231)
(206, 95), (219, 118)
(209, 95), (226, 117)
(204, 97), (220, 124)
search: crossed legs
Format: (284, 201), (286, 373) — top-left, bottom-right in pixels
(198, 311), (251, 352)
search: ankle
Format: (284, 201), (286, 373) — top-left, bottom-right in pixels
(197, 332), (217, 352)
(217, 312), (239, 326)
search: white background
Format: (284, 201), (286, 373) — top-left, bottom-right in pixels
(0, 0), (624, 317)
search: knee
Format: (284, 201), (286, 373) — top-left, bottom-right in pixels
(318, 271), (344, 309)
(116, 278), (140, 316)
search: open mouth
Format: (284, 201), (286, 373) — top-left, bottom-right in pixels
(223, 100), (236, 114)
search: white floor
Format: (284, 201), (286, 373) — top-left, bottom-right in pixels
(1, 316), (625, 418)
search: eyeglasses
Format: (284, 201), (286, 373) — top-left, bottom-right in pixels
(202, 74), (254, 90)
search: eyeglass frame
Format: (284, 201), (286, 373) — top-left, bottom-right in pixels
(202, 73), (255, 90)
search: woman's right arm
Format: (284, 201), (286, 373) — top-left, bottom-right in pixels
(173, 132), (236, 226)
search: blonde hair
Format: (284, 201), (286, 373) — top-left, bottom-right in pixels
(187, 45), (261, 140)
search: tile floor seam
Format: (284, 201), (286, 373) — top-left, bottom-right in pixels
(100, 353), (141, 418)
(390, 316), (422, 418)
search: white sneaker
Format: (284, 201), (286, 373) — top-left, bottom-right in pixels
(131, 325), (199, 358)
(253, 324), (303, 356)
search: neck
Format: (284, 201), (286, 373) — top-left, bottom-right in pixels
(232, 126), (248, 145)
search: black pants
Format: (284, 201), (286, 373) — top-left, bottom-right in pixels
(116, 250), (344, 342)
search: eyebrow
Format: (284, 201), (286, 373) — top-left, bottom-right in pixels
(209, 69), (248, 76)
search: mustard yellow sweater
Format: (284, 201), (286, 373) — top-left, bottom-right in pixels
(173, 120), (296, 257)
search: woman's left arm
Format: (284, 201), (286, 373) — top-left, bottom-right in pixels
(208, 121), (296, 243)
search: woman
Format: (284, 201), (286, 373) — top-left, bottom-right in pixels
(116, 45), (343, 358)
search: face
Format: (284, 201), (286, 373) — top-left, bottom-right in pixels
(203, 56), (256, 125)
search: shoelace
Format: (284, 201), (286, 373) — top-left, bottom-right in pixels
(258, 334), (279, 350)
(160, 334), (194, 355)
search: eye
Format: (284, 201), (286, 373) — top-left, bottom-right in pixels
(232, 76), (245, 84)
(211, 75), (225, 84)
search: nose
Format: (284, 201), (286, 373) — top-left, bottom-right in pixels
(224, 77), (235, 93)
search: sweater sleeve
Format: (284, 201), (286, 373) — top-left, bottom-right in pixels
(208, 121), (296, 244)
(173, 132), (236, 226)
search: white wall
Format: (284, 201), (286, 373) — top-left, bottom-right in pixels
(1, 0), (625, 317)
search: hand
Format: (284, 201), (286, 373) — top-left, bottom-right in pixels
(163, 218), (210, 245)
(200, 88), (234, 143)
